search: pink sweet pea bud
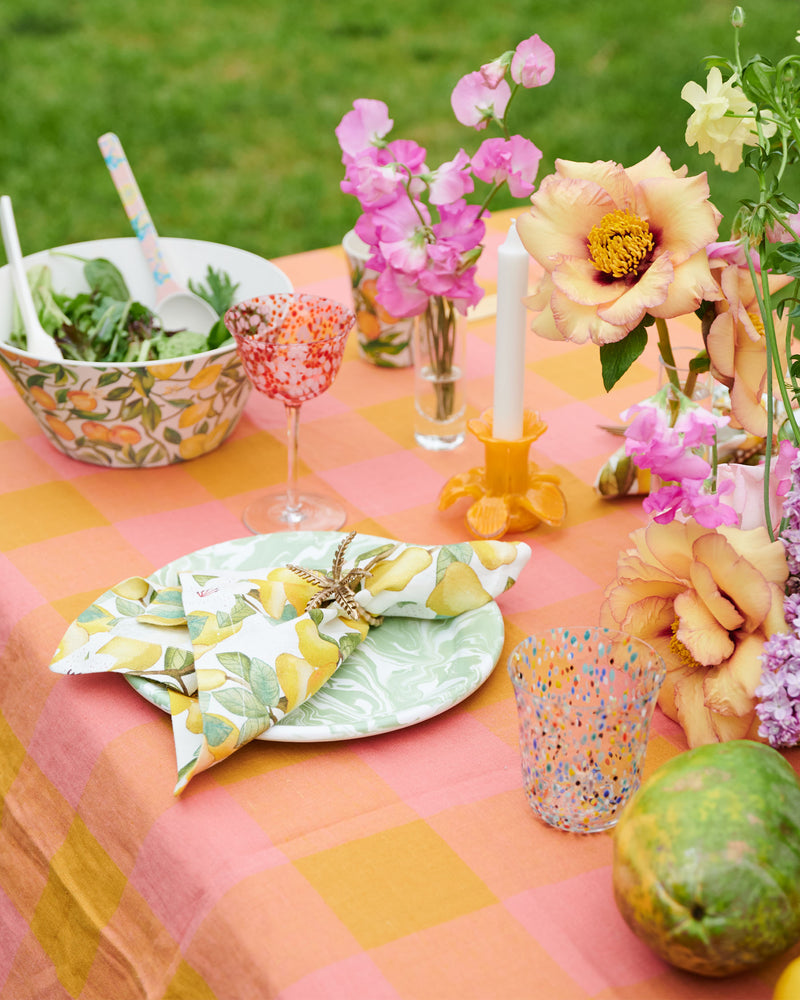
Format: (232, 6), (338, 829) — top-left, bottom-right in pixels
(510, 35), (555, 88)
(479, 55), (510, 88)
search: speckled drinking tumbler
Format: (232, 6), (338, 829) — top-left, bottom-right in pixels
(508, 626), (665, 833)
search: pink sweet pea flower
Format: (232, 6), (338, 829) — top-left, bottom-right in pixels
(644, 482), (738, 527)
(336, 99), (393, 159)
(767, 209), (800, 243)
(623, 400), (727, 482)
(341, 152), (404, 209)
(450, 71), (511, 129)
(428, 150), (474, 205)
(673, 406), (727, 450)
(716, 439), (798, 530)
(432, 200), (486, 253)
(510, 35), (555, 88)
(340, 139), (429, 209)
(372, 197), (432, 277)
(470, 135), (543, 198)
(437, 267), (484, 313)
(376, 266), (432, 318)
(706, 239), (751, 267)
(624, 399), (738, 527)
(385, 139), (428, 177)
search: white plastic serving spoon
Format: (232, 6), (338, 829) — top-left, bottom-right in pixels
(0, 196), (63, 360)
(97, 132), (218, 335)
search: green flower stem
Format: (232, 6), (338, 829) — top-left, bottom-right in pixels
(748, 248), (800, 441)
(682, 365), (699, 400)
(654, 316), (699, 423)
(655, 317), (679, 389)
(421, 295), (459, 421)
(746, 246), (799, 542)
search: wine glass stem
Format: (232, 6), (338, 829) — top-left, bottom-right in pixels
(284, 403), (303, 523)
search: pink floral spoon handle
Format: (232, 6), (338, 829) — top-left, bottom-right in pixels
(97, 132), (183, 303)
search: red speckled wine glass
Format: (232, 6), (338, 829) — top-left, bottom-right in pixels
(225, 293), (354, 533)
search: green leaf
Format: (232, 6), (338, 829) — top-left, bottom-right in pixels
(215, 686), (272, 719)
(236, 715), (273, 746)
(155, 330), (209, 359)
(356, 543), (394, 566)
(206, 319), (233, 350)
(204, 713), (235, 746)
(188, 265), (240, 315)
(229, 594), (257, 624)
(115, 596), (145, 617)
(689, 352), (710, 373)
(336, 632), (363, 661)
(120, 398), (144, 420)
(105, 385), (134, 401)
(599, 325), (648, 391)
(142, 399), (161, 433)
(435, 543), (472, 583)
(164, 646), (194, 673)
(217, 650), (251, 679)
(77, 604), (115, 625)
(84, 257), (130, 300)
(249, 657), (282, 706)
(176, 749), (201, 784)
(151, 586), (184, 608)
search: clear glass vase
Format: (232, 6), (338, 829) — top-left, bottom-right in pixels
(658, 346), (711, 409)
(652, 346), (715, 495)
(413, 296), (466, 450)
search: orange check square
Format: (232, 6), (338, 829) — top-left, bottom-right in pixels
(294, 819), (496, 948)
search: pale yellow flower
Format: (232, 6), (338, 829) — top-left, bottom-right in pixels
(682, 67), (775, 172)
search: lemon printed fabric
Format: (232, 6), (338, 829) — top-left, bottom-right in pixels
(50, 537), (530, 792)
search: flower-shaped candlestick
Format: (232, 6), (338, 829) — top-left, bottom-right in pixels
(438, 409), (567, 538)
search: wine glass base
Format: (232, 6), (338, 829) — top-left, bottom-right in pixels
(242, 491), (347, 534)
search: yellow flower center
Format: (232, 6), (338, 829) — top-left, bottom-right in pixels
(587, 209), (654, 278)
(747, 309), (765, 337)
(669, 619), (702, 670)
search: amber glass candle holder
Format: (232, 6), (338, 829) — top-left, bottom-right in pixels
(438, 408), (567, 538)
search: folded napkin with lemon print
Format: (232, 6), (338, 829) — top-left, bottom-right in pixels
(50, 532), (530, 792)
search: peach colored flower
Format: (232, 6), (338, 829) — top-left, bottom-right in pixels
(704, 242), (792, 436)
(599, 519), (788, 746)
(516, 149), (722, 345)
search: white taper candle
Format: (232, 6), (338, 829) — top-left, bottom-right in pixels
(492, 220), (529, 439)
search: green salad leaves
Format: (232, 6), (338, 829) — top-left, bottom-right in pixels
(9, 255), (239, 363)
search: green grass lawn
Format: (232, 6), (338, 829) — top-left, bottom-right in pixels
(0, 0), (792, 263)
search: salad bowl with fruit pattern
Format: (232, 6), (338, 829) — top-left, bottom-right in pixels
(0, 237), (291, 467)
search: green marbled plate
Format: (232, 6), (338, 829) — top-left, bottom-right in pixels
(126, 530), (504, 742)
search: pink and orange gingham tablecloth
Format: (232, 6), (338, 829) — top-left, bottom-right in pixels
(2, 209), (799, 1000)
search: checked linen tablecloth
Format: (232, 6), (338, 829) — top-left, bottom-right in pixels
(1, 209), (798, 999)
